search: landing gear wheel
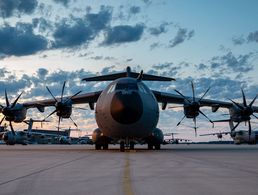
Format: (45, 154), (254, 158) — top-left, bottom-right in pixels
(148, 143), (153, 150)
(95, 143), (101, 150)
(120, 141), (125, 152)
(154, 144), (161, 150)
(103, 143), (109, 150)
(129, 141), (135, 150)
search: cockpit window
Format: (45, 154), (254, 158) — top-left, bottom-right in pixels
(107, 84), (116, 93)
(115, 83), (138, 90)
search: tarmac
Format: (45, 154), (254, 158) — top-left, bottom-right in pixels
(0, 144), (258, 195)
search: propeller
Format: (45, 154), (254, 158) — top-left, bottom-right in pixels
(0, 90), (23, 135)
(173, 81), (213, 136)
(44, 81), (82, 134)
(228, 89), (258, 141)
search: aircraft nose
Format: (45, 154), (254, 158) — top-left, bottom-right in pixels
(111, 91), (143, 124)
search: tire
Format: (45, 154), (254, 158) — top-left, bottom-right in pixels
(120, 141), (125, 152)
(95, 143), (101, 150)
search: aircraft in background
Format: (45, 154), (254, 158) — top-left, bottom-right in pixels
(2, 67), (258, 151)
(163, 132), (191, 144)
(212, 89), (258, 140)
(200, 130), (258, 144)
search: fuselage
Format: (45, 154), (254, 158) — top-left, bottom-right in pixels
(95, 78), (159, 140)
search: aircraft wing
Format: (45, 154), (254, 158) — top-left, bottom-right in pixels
(23, 91), (102, 110)
(199, 132), (231, 136)
(152, 90), (233, 109)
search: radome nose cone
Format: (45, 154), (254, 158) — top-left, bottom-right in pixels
(111, 92), (143, 124)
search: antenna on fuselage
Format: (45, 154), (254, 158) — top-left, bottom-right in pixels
(137, 70), (143, 81)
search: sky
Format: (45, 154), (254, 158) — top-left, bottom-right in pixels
(0, 0), (258, 141)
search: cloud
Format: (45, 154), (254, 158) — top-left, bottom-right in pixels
(149, 22), (170, 36)
(129, 6), (141, 15)
(53, 0), (70, 7)
(102, 24), (144, 45)
(247, 30), (258, 43)
(152, 62), (172, 70)
(0, 22), (48, 57)
(169, 28), (194, 48)
(0, 0), (38, 18)
(52, 6), (112, 49)
(232, 36), (245, 45)
(210, 52), (254, 72)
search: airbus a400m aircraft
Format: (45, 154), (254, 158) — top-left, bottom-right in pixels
(1, 66), (258, 151)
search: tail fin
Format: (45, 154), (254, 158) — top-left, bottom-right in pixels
(82, 66), (175, 82)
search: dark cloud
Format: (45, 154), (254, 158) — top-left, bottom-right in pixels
(52, 18), (94, 49)
(220, 52), (253, 72)
(129, 6), (141, 15)
(32, 17), (53, 33)
(0, 22), (48, 57)
(52, 7), (112, 49)
(196, 63), (208, 70)
(103, 24), (144, 45)
(149, 42), (161, 50)
(247, 30), (258, 43)
(152, 62), (172, 70)
(149, 22), (170, 36)
(169, 28), (194, 48)
(0, 0), (38, 18)
(85, 6), (112, 32)
(53, 0), (70, 7)
(232, 36), (245, 45)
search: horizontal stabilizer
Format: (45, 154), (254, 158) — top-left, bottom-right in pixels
(82, 66), (175, 82)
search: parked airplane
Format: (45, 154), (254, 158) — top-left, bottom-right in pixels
(163, 132), (191, 144)
(213, 89), (258, 139)
(200, 130), (258, 144)
(2, 67), (258, 151)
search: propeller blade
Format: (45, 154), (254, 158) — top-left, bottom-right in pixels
(70, 117), (78, 127)
(43, 109), (57, 121)
(252, 114), (258, 119)
(5, 89), (10, 107)
(199, 86), (211, 102)
(61, 81), (66, 102)
(248, 120), (251, 142)
(11, 91), (23, 108)
(9, 121), (15, 136)
(57, 116), (61, 136)
(229, 99), (243, 110)
(72, 107), (88, 110)
(191, 81), (195, 102)
(231, 122), (240, 132)
(0, 116), (5, 125)
(177, 115), (186, 126)
(193, 117), (197, 137)
(199, 110), (213, 124)
(46, 86), (58, 102)
(70, 91), (82, 100)
(168, 106), (183, 109)
(249, 94), (258, 107)
(174, 89), (191, 103)
(241, 88), (247, 107)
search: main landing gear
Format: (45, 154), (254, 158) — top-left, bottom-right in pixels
(119, 140), (135, 152)
(147, 143), (161, 150)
